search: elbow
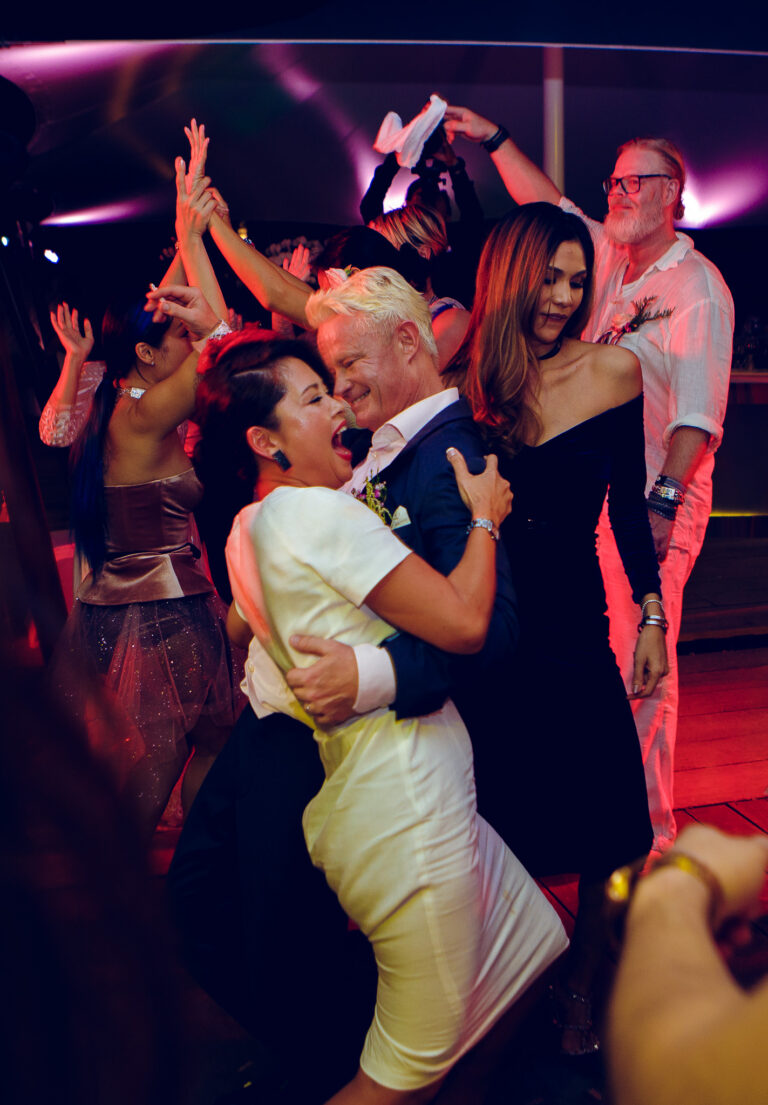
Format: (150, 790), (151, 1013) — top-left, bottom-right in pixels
(453, 616), (489, 655)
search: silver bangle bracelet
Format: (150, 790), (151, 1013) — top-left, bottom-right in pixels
(638, 614), (669, 633)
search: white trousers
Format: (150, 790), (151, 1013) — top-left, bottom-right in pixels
(596, 499), (709, 849)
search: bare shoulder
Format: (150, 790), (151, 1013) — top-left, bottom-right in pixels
(578, 340), (641, 402)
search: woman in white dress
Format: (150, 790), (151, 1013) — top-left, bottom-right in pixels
(192, 327), (568, 1104)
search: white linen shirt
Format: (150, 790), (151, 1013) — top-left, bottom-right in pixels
(559, 197), (734, 516)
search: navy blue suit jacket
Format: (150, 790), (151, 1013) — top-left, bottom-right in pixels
(373, 397), (519, 722)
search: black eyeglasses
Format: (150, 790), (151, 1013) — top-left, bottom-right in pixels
(602, 174), (672, 196)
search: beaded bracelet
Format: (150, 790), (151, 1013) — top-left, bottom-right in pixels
(647, 490), (677, 520)
(641, 598), (665, 615)
(482, 125), (510, 154)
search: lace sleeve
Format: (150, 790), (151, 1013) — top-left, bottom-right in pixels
(39, 361), (106, 446)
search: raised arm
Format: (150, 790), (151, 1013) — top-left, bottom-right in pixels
(208, 211), (311, 327)
(156, 121), (211, 291)
(45, 303), (94, 410)
(174, 156), (228, 322)
(40, 303), (102, 446)
(359, 151), (399, 223)
(272, 244), (311, 336)
(443, 104), (561, 206)
(134, 284), (220, 436)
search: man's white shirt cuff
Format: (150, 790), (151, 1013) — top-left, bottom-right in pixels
(353, 643), (397, 713)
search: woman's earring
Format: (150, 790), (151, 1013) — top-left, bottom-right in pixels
(273, 449), (291, 471)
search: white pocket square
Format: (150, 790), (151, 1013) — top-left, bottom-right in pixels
(391, 505), (411, 529)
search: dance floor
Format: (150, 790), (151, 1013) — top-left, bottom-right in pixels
(541, 645), (768, 938)
(155, 644), (768, 1105)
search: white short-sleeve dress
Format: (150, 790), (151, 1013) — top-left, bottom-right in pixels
(226, 485), (567, 1091)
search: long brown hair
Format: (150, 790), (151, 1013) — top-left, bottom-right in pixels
(449, 202), (595, 456)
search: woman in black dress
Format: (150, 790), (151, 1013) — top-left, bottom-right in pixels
(445, 203), (668, 1054)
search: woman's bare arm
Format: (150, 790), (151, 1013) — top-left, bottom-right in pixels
(175, 157), (228, 322)
(128, 285), (220, 437)
(365, 450), (511, 653)
(227, 602), (253, 648)
(208, 211), (311, 327)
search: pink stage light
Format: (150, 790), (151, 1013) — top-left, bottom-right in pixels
(43, 197), (163, 226)
(681, 166), (768, 228)
(0, 41), (175, 81)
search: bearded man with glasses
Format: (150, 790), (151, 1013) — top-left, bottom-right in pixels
(444, 105), (734, 857)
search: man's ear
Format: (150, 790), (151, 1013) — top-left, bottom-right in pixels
(135, 341), (155, 366)
(246, 425), (276, 461)
(662, 177), (680, 212)
(396, 320), (420, 362)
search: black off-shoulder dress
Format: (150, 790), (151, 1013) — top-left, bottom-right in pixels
(471, 395), (658, 878)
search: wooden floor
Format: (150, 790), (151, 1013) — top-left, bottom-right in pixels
(155, 645), (768, 1104)
(541, 645), (768, 934)
(155, 645), (768, 931)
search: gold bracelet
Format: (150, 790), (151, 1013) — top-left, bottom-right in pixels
(648, 851), (724, 927)
(605, 850), (725, 939)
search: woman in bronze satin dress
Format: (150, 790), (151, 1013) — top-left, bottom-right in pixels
(54, 294), (241, 839)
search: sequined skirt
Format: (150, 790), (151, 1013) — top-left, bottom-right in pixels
(52, 593), (243, 779)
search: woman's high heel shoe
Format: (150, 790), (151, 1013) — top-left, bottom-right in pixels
(548, 983), (601, 1056)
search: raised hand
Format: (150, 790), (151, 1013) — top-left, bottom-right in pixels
(443, 105), (498, 145)
(446, 448), (512, 530)
(429, 125), (458, 167)
(206, 185), (232, 228)
(145, 284), (219, 340)
(175, 156), (216, 242)
(282, 243), (311, 283)
(50, 302), (94, 359)
(184, 118), (209, 194)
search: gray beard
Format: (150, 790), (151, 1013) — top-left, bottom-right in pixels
(605, 202), (664, 245)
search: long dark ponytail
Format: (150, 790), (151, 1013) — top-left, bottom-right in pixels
(69, 302), (171, 575)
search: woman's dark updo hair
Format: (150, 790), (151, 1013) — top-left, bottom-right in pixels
(192, 328), (334, 598)
(70, 301), (172, 574)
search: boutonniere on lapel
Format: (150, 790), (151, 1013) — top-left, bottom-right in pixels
(597, 296), (675, 345)
(353, 476), (393, 526)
